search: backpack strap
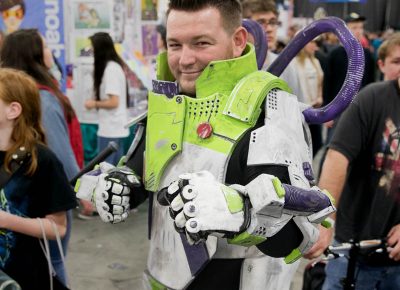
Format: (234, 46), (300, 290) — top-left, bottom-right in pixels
(0, 147), (31, 189)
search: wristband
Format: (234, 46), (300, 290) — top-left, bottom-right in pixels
(322, 217), (335, 229)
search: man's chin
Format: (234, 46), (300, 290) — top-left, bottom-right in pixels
(179, 81), (196, 95)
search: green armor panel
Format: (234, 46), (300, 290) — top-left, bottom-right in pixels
(195, 44), (257, 99)
(224, 71), (290, 125)
(144, 44), (291, 192)
(145, 93), (185, 191)
(156, 52), (175, 82)
(183, 92), (248, 154)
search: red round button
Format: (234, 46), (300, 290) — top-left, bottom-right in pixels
(197, 122), (213, 139)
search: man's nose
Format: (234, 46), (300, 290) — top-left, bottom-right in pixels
(179, 46), (196, 66)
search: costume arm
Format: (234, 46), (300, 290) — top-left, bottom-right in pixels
(125, 136), (149, 208)
(75, 124), (148, 223)
(225, 121), (304, 257)
(159, 171), (335, 263)
(304, 148), (349, 259)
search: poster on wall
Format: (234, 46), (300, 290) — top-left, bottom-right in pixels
(141, 24), (158, 56)
(141, 0), (158, 20)
(70, 34), (93, 63)
(113, 0), (125, 43)
(72, 63), (98, 124)
(0, 0), (66, 88)
(69, 0), (113, 63)
(124, 0), (142, 53)
(72, 1), (111, 29)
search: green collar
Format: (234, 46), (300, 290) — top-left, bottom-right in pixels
(156, 43), (258, 98)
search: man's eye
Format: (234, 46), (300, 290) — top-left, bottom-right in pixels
(196, 42), (209, 46)
(168, 43), (180, 49)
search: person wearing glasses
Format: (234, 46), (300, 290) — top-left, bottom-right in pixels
(242, 0), (303, 103)
(0, 0), (25, 34)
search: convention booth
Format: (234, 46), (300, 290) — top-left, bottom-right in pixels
(0, 0), (168, 162)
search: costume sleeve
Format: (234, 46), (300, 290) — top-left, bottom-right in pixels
(40, 90), (79, 180)
(125, 122), (149, 208)
(226, 124), (303, 257)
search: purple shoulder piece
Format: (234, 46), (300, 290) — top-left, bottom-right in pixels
(268, 17), (364, 124)
(152, 80), (179, 98)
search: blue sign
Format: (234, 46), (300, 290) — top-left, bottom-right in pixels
(0, 0), (66, 90)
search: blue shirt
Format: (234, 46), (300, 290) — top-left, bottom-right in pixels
(40, 89), (79, 180)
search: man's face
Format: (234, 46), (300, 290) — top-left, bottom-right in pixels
(250, 11), (279, 51)
(2, 5), (24, 34)
(346, 21), (364, 42)
(167, 7), (244, 95)
(378, 45), (400, 81)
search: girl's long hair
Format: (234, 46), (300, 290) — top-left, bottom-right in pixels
(90, 32), (127, 103)
(0, 68), (46, 175)
(0, 29), (75, 121)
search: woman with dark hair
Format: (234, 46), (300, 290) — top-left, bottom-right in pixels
(85, 32), (129, 165)
(0, 28), (79, 287)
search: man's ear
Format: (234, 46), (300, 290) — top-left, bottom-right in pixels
(7, 102), (22, 120)
(232, 26), (248, 58)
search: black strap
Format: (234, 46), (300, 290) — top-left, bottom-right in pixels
(0, 147), (31, 189)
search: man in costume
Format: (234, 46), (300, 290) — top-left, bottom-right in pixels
(75, 1), (364, 289)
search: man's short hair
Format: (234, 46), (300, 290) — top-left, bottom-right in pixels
(378, 33), (400, 61)
(0, 0), (25, 13)
(167, 0), (242, 34)
(242, 0), (278, 18)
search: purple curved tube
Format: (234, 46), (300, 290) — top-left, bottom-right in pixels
(268, 17), (365, 124)
(282, 184), (332, 213)
(242, 19), (268, 70)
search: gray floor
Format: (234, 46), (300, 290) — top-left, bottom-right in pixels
(66, 202), (309, 290)
(66, 205), (149, 290)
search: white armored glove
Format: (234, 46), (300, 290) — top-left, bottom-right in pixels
(75, 162), (140, 223)
(157, 171), (251, 245)
(158, 171), (336, 264)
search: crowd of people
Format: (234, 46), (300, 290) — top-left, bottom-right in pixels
(0, 0), (399, 289)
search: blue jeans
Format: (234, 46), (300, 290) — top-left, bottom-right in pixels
(323, 254), (400, 290)
(98, 136), (126, 165)
(49, 210), (72, 286)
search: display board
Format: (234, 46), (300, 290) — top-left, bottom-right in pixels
(0, 0), (66, 89)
